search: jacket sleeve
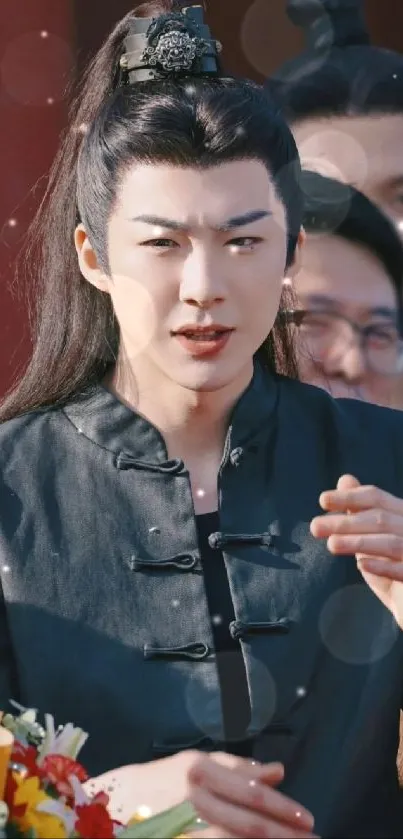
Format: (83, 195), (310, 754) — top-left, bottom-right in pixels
(0, 468), (20, 711)
(0, 582), (19, 712)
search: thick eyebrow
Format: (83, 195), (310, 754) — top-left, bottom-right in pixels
(130, 209), (272, 231)
(302, 295), (397, 319)
(369, 306), (398, 319)
(301, 295), (339, 310)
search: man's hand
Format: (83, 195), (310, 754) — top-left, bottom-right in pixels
(86, 752), (317, 838)
(311, 474), (403, 628)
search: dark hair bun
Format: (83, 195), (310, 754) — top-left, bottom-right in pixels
(286, 0), (370, 50)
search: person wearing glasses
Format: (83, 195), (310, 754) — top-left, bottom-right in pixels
(287, 170), (403, 406)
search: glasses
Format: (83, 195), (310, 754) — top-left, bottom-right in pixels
(283, 309), (403, 376)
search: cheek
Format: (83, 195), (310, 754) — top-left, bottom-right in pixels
(244, 255), (284, 309)
(242, 274), (283, 347)
(109, 273), (159, 357)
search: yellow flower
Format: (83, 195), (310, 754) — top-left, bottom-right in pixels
(11, 774), (67, 838)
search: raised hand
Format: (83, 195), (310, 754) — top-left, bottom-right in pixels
(311, 474), (403, 628)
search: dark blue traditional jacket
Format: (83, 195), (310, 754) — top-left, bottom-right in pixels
(1, 367), (403, 837)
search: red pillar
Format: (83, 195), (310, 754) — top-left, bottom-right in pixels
(0, 0), (74, 398)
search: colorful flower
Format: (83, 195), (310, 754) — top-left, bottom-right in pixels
(0, 707), (196, 839)
(3, 703), (45, 746)
(68, 772), (110, 809)
(41, 753), (88, 799)
(38, 714), (88, 763)
(10, 741), (39, 778)
(75, 801), (115, 839)
(37, 797), (76, 835)
(8, 773), (67, 837)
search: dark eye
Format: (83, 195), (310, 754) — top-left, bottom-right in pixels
(227, 236), (263, 250)
(366, 324), (399, 347)
(141, 238), (178, 249)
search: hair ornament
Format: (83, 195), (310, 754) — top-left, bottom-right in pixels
(119, 5), (222, 84)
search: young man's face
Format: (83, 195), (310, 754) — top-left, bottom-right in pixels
(76, 159), (295, 395)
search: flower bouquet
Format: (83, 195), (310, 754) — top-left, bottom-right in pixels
(0, 701), (203, 838)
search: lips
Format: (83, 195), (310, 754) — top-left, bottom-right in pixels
(176, 330), (230, 341)
(172, 325), (233, 337)
(171, 325), (234, 357)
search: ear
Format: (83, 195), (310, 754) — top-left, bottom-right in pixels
(74, 224), (111, 293)
(284, 227), (306, 284)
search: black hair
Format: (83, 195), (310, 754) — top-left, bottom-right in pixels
(301, 170), (403, 328)
(269, 0), (403, 121)
(0, 0), (303, 422)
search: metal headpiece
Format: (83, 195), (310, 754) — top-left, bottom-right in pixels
(118, 5), (222, 84)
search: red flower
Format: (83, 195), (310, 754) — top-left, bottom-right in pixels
(41, 754), (88, 800)
(4, 769), (18, 810)
(10, 743), (39, 778)
(5, 743), (42, 818)
(75, 802), (115, 839)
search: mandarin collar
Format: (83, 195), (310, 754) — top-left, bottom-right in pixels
(62, 362), (279, 463)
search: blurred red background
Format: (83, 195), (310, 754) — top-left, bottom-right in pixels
(1, 0), (403, 398)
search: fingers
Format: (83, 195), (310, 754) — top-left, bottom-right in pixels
(321, 533), (403, 560)
(310, 510), (403, 540)
(189, 784), (318, 839)
(319, 479), (403, 516)
(188, 760), (282, 839)
(359, 557), (403, 581)
(311, 475), (403, 563)
(187, 754), (315, 835)
(336, 475), (360, 491)
(209, 753), (285, 786)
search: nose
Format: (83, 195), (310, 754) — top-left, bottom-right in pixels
(179, 248), (226, 308)
(322, 340), (368, 384)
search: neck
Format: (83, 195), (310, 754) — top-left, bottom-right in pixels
(104, 353), (254, 460)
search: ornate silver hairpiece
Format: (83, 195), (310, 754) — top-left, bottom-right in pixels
(119, 6), (222, 84)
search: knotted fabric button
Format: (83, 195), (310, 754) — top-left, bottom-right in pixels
(208, 532), (223, 550)
(229, 447), (244, 466)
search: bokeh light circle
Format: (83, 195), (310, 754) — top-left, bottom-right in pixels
(1, 31), (74, 106)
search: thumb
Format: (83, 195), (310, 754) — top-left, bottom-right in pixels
(337, 474), (361, 491)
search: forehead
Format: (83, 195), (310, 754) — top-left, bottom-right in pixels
(293, 114), (403, 193)
(296, 233), (397, 310)
(114, 160), (282, 221)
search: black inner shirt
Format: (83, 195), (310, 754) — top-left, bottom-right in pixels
(196, 511), (252, 756)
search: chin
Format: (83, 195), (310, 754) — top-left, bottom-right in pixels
(168, 358), (252, 393)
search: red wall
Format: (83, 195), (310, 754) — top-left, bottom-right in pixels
(0, 0), (74, 397)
